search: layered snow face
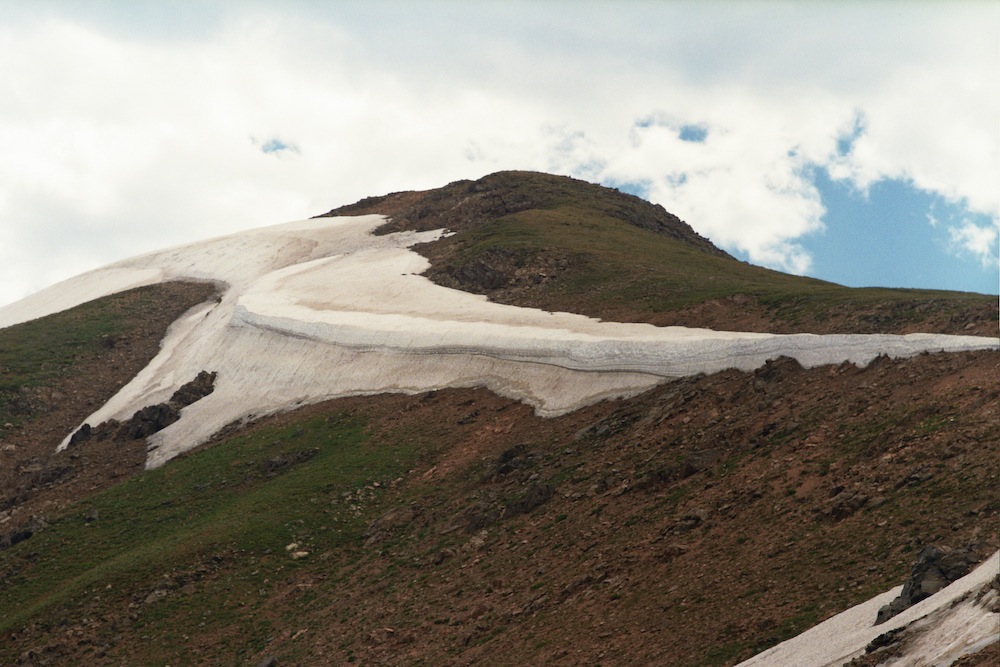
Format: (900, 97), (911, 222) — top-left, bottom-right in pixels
(0, 213), (998, 665)
(0, 214), (997, 470)
(736, 550), (1000, 667)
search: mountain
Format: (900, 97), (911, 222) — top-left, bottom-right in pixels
(0, 171), (997, 666)
(321, 171), (996, 337)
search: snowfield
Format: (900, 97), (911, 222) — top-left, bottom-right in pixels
(1, 215), (994, 469)
(736, 550), (999, 667)
(1, 214), (997, 665)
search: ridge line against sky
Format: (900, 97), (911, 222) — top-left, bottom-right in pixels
(0, 0), (998, 307)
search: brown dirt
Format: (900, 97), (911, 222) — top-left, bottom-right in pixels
(292, 350), (998, 667)
(953, 641), (1000, 666)
(6, 347), (995, 666)
(0, 282), (218, 541)
(2, 173), (997, 664)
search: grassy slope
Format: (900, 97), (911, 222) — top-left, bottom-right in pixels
(1, 410), (422, 664)
(0, 282), (217, 432)
(333, 171), (994, 334)
(2, 353), (996, 666)
(0, 295), (141, 430)
(419, 202), (994, 334)
(1, 173), (997, 665)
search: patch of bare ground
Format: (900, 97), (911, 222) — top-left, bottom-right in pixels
(296, 350), (998, 667)
(952, 641), (1000, 666)
(7, 347), (993, 666)
(0, 282), (218, 544)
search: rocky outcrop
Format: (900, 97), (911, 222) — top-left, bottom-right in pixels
(0, 515), (47, 551)
(68, 370), (217, 446)
(875, 545), (979, 624)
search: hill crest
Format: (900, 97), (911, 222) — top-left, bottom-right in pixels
(0, 171), (997, 666)
(321, 170), (730, 258)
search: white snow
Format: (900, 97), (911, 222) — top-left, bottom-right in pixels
(1, 212), (998, 664)
(0, 214), (996, 470)
(736, 550), (1000, 667)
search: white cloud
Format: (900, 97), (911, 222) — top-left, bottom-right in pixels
(950, 220), (1000, 268)
(0, 2), (997, 307)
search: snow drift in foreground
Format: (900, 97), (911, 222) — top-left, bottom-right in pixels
(737, 550), (999, 667)
(0, 214), (996, 470)
(0, 214), (997, 665)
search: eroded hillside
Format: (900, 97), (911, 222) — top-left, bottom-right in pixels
(1, 172), (997, 666)
(1, 347), (997, 665)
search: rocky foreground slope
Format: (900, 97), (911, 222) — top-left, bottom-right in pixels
(0, 172), (997, 666)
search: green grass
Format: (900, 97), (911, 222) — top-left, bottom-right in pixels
(0, 283), (213, 428)
(429, 203), (990, 326)
(0, 306), (120, 389)
(0, 409), (425, 663)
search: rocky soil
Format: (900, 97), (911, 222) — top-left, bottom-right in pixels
(0, 282), (217, 549)
(2, 345), (997, 665)
(1, 173), (997, 665)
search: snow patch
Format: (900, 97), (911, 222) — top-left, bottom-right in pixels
(736, 550), (999, 667)
(1, 212), (997, 664)
(0, 214), (996, 471)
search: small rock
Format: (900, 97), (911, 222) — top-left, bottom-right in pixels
(656, 543), (689, 563)
(504, 482), (554, 517)
(144, 589), (168, 605)
(68, 423), (92, 447)
(680, 449), (723, 478)
(457, 410), (480, 425)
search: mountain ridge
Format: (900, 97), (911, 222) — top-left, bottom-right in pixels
(0, 171), (997, 666)
(322, 171), (996, 337)
(321, 170), (730, 258)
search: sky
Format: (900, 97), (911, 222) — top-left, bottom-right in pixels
(1, 0), (997, 308)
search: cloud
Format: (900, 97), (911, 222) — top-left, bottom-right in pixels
(0, 2), (996, 306)
(949, 220), (1000, 268)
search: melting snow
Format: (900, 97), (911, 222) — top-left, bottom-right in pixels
(0, 214), (996, 470)
(736, 550), (999, 667)
(1, 213), (998, 664)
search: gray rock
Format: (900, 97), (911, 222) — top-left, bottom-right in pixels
(680, 449), (723, 478)
(68, 423), (92, 447)
(875, 545), (978, 624)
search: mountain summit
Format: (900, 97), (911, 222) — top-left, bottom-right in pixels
(327, 171), (996, 336)
(0, 171), (997, 666)
(323, 170), (729, 256)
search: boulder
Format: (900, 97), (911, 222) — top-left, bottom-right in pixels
(169, 370), (217, 407)
(126, 403), (180, 439)
(875, 545), (978, 624)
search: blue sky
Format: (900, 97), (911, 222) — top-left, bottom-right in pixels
(0, 0), (997, 307)
(802, 170), (998, 293)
